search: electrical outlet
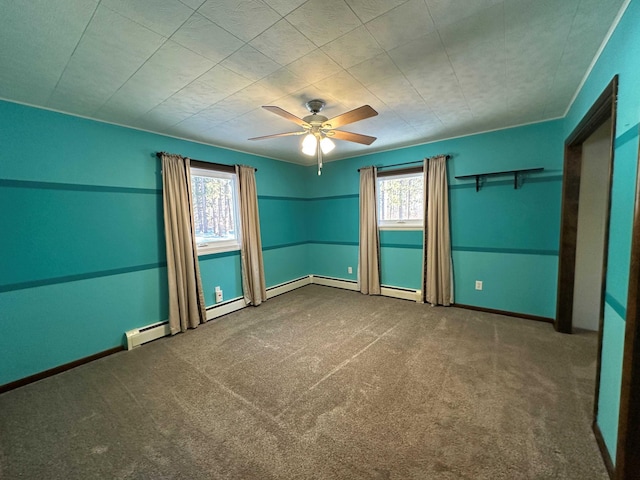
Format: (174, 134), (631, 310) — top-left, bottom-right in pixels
(348, 266), (353, 274)
(475, 280), (483, 291)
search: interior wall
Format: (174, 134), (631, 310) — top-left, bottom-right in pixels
(305, 119), (564, 318)
(572, 118), (612, 331)
(0, 100), (308, 387)
(563, 0), (640, 461)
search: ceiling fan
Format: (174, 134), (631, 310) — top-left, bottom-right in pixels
(249, 99), (378, 175)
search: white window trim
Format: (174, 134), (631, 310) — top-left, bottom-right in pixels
(191, 167), (241, 256)
(377, 170), (424, 230)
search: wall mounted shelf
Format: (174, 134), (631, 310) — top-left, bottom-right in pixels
(455, 168), (544, 192)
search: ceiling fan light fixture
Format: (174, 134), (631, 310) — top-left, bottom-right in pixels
(253, 101), (378, 171)
(320, 137), (335, 154)
(301, 133), (317, 156)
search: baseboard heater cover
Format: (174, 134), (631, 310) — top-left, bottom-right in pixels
(310, 275), (359, 291)
(125, 321), (171, 350)
(380, 285), (421, 302)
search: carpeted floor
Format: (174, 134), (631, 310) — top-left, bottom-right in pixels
(0, 285), (608, 479)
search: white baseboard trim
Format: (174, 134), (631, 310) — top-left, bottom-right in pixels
(308, 275), (420, 302)
(206, 297), (246, 321)
(381, 286), (421, 302)
(207, 276), (312, 320)
(310, 275), (359, 291)
(266, 276), (312, 299)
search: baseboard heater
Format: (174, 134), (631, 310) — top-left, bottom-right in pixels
(125, 321), (171, 350)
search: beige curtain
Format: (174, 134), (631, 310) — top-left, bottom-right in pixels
(423, 155), (454, 306)
(359, 166), (381, 295)
(236, 165), (267, 306)
(161, 153), (206, 334)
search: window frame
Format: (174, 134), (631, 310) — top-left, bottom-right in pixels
(190, 163), (241, 256)
(377, 166), (425, 230)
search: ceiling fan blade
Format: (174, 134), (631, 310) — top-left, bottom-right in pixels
(248, 131), (305, 141)
(262, 106), (310, 127)
(330, 130), (377, 145)
(323, 105), (378, 129)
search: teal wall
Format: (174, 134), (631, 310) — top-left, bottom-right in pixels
(305, 119), (564, 318)
(2, 8), (638, 466)
(563, 0), (640, 461)
(0, 100), (308, 386)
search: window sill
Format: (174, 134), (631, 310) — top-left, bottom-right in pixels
(378, 225), (424, 231)
(197, 243), (241, 256)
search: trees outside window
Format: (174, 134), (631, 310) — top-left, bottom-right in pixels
(190, 168), (241, 254)
(377, 171), (424, 229)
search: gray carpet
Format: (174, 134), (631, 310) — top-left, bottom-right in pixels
(0, 285), (608, 479)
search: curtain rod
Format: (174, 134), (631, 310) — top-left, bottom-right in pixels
(357, 154), (451, 172)
(155, 151), (257, 171)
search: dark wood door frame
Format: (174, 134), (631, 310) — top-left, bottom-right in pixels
(615, 124), (640, 478)
(556, 76), (617, 335)
(555, 76), (618, 476)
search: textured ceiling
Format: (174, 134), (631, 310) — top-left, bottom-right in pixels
(0, 0), (626, 165)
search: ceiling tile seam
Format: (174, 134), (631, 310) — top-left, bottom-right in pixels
(196, 2), (284, 45)
(92, 9), (208, 119)
(359, 2), (410, 52)
(266, 18), (319, 64)
(85, 6), (173, 116)
(155, 11), (273, 123)
(349, 0), (412, 24)
(169, 86), (257, 130)
(264, 42), (317, 71)
(169, 19), (246, 65)
(171, 77), (288, 132)
(158, 15), (304, 120)
(166, 62), (312, 131)
(383, 44), (446, 127)
(541, 0), (582, 117)
(355, 12), (443, 125)
(279, 0), (307, 20)
(342, 0), (365, 25)
(403, 0), (448, 124)
(150, 69), (253, 127)
(293, 30), (344, 67)
(430, 13), (475, 121)
(563, 0), (632, 118)
(44, 0), (102, 107)
(178, 0), (204, 9)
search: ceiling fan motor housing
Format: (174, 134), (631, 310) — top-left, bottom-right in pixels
(305, 99), (325, 114)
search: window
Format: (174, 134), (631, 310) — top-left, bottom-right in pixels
(190, 166), (241, 255)
(377, 170), (424, 229)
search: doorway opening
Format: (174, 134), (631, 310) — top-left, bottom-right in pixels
(555, 76), (617, 475)
(556, 76), (617, 334)
(571, 117), (613, 332)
